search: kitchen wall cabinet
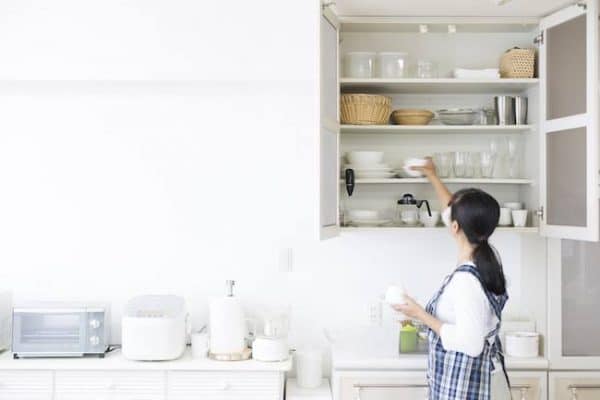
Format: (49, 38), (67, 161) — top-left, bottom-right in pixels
(319, 1), (600, 243)
(549, 371), (600, 400)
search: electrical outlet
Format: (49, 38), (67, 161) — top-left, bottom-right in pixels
(368, 302), (382, 326)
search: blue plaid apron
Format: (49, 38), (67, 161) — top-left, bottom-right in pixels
(425, 264), (509, 400)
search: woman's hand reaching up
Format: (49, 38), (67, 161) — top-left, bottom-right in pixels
(411, 157), (436, 179)
(392, 295), (427, 320)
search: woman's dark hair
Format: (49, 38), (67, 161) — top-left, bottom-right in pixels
(449, 188), (506, 295)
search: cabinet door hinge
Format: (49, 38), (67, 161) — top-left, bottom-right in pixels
(533, 32), (544, 46)
(536, 206), (544, 221)
(576, 1), (587, 11)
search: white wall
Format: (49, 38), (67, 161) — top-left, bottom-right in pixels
(0, 0), (546, 362)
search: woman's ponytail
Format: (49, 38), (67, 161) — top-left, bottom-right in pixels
(472, 240), (506, 295)
(450, 189), (507, 296)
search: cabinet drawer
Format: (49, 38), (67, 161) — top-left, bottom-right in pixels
(0, 370), (53, 400)
(167, 371), (283, 400)
(55, 370), (166, 400)
(550, 372), (600, 400)
(337, 371), (428, 400)
(508, 371), (546, 400)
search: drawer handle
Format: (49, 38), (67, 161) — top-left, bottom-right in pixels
(568, 385), (600, 400)
(512, 384), (530, 400)
(353, 383), (429, 400)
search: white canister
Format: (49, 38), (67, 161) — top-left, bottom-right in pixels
(344, 52), (376, 78)
(498, 207), (513, 226)
(295, 348), (323, 389)
(377, 52), (407, 78)
(191, 331), (209, 359)
(505, 331), (539, 358)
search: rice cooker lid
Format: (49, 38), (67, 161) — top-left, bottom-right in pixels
(125, 295), (185, 319)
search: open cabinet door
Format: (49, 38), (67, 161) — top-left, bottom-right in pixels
(539, 0), (599, 241)
(319, 4), (340, 240)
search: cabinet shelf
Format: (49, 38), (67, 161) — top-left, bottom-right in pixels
(342, 226), (539, 233)
(341, 124), (532, 134)
(340, 78), (539, 94)
(340, 178), (533, 185)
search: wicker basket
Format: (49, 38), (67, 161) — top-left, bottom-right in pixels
(340, 94), (392, 125)
(391, 109), (434, 125)
(500, 47), (536, 78)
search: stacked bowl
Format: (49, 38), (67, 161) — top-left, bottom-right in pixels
(345, 151), (395, 179)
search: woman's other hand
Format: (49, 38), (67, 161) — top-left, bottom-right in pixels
(392, 295), (427, 321)
(411, 156), (436, 179)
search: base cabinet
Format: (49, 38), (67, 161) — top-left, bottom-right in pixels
(333, 370), (547, 400)
(0, 370), (53, 400)
(54, 370), (166, 400)
(166, 371), (284, 400)
(550, 371), (600, 400)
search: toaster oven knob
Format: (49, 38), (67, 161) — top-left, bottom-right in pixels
(89, 335), (100, 346)
(89, 319), (101, 329)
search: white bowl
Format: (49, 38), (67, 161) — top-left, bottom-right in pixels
(347, 210), (379, 220)
(347, 151), (384, 166)
(505, 331), (539, 358)
(420, 210), (440, 227)
(402, 158), (427, 178)
(385, 285), (406, 305)
(503, 202), (523, 210)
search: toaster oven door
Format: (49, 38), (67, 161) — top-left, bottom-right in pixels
(13, 311), (87, 356)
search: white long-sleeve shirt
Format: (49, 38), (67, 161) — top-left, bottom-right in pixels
(434, 262), (499, 357)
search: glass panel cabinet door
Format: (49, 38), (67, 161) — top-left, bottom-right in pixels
(319, 7), (340, 240)
(539, 1), (599, 241)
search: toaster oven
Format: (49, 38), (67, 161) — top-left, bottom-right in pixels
(12, 302), (110, 358)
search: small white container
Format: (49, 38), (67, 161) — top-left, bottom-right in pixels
(296, 348), (323, 389)
(503, 202), (523, 210)
(346, 151), (384, 166)
(191, 331), (209, 359)
(505, 331), (539, 358)
(377, 52), (407, 78)
(344, 52), (376, 78)
(512, 209), (528, 227)
(498, 207), (513, 226)
(420, 210), (441, 227)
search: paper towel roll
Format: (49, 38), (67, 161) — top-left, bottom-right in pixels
(209, 296), (246, 354)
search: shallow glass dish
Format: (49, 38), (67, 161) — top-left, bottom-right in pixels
(437, 108), (479, 125)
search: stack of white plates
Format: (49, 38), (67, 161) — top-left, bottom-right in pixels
(345, 210), (392, 227)
(344, 164), (396, 179)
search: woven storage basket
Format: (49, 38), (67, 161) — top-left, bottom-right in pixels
(500, 47), (536, 78)
(341, 94), (392, 125)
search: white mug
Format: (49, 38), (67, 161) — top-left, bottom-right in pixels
(498, 207), (513, 226)
(191, 332), (209, 359)
(420, 210), (440, 227)
(512, 210), (528, 227)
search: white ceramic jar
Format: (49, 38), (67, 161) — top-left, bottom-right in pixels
(344, 52), (376, 78)
(377, 52), (407, 78)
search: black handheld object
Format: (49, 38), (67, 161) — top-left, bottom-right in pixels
(345, 169), (355, 196)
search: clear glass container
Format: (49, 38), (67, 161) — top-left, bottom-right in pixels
(416, 60), (438, 79)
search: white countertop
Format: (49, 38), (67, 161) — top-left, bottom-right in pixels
(0, 347), (292, 372)
(327, 326), (548, 371)
(286, 379), (332, 400)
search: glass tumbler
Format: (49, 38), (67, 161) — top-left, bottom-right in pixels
(453, 152), (468, 178)
(468, 152), (481, 178)
(480, 151), (496, 178)
(434, 152), (451, 178)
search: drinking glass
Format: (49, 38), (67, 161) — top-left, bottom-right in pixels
(453, 152), (468, 178)
(481, 151), (496, 178)
(469, 152), (481, 178)
(416, 60), (438, 78)
(434, 152), (451, 178)
(507, 137), (520, 178)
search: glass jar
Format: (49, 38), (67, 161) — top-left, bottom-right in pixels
(416, 60), (438, 79)
(399, 320), (418, 353)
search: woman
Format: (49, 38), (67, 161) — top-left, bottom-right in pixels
(395, 159), (510, 400)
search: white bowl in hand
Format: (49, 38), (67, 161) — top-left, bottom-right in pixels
(402, 158), (428, 178)
(385, 285), (407, 305)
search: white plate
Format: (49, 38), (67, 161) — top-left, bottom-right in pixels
(356, 172), (397, 179)
(344, 164), (391, 170)
(348, 219), (392, 227)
